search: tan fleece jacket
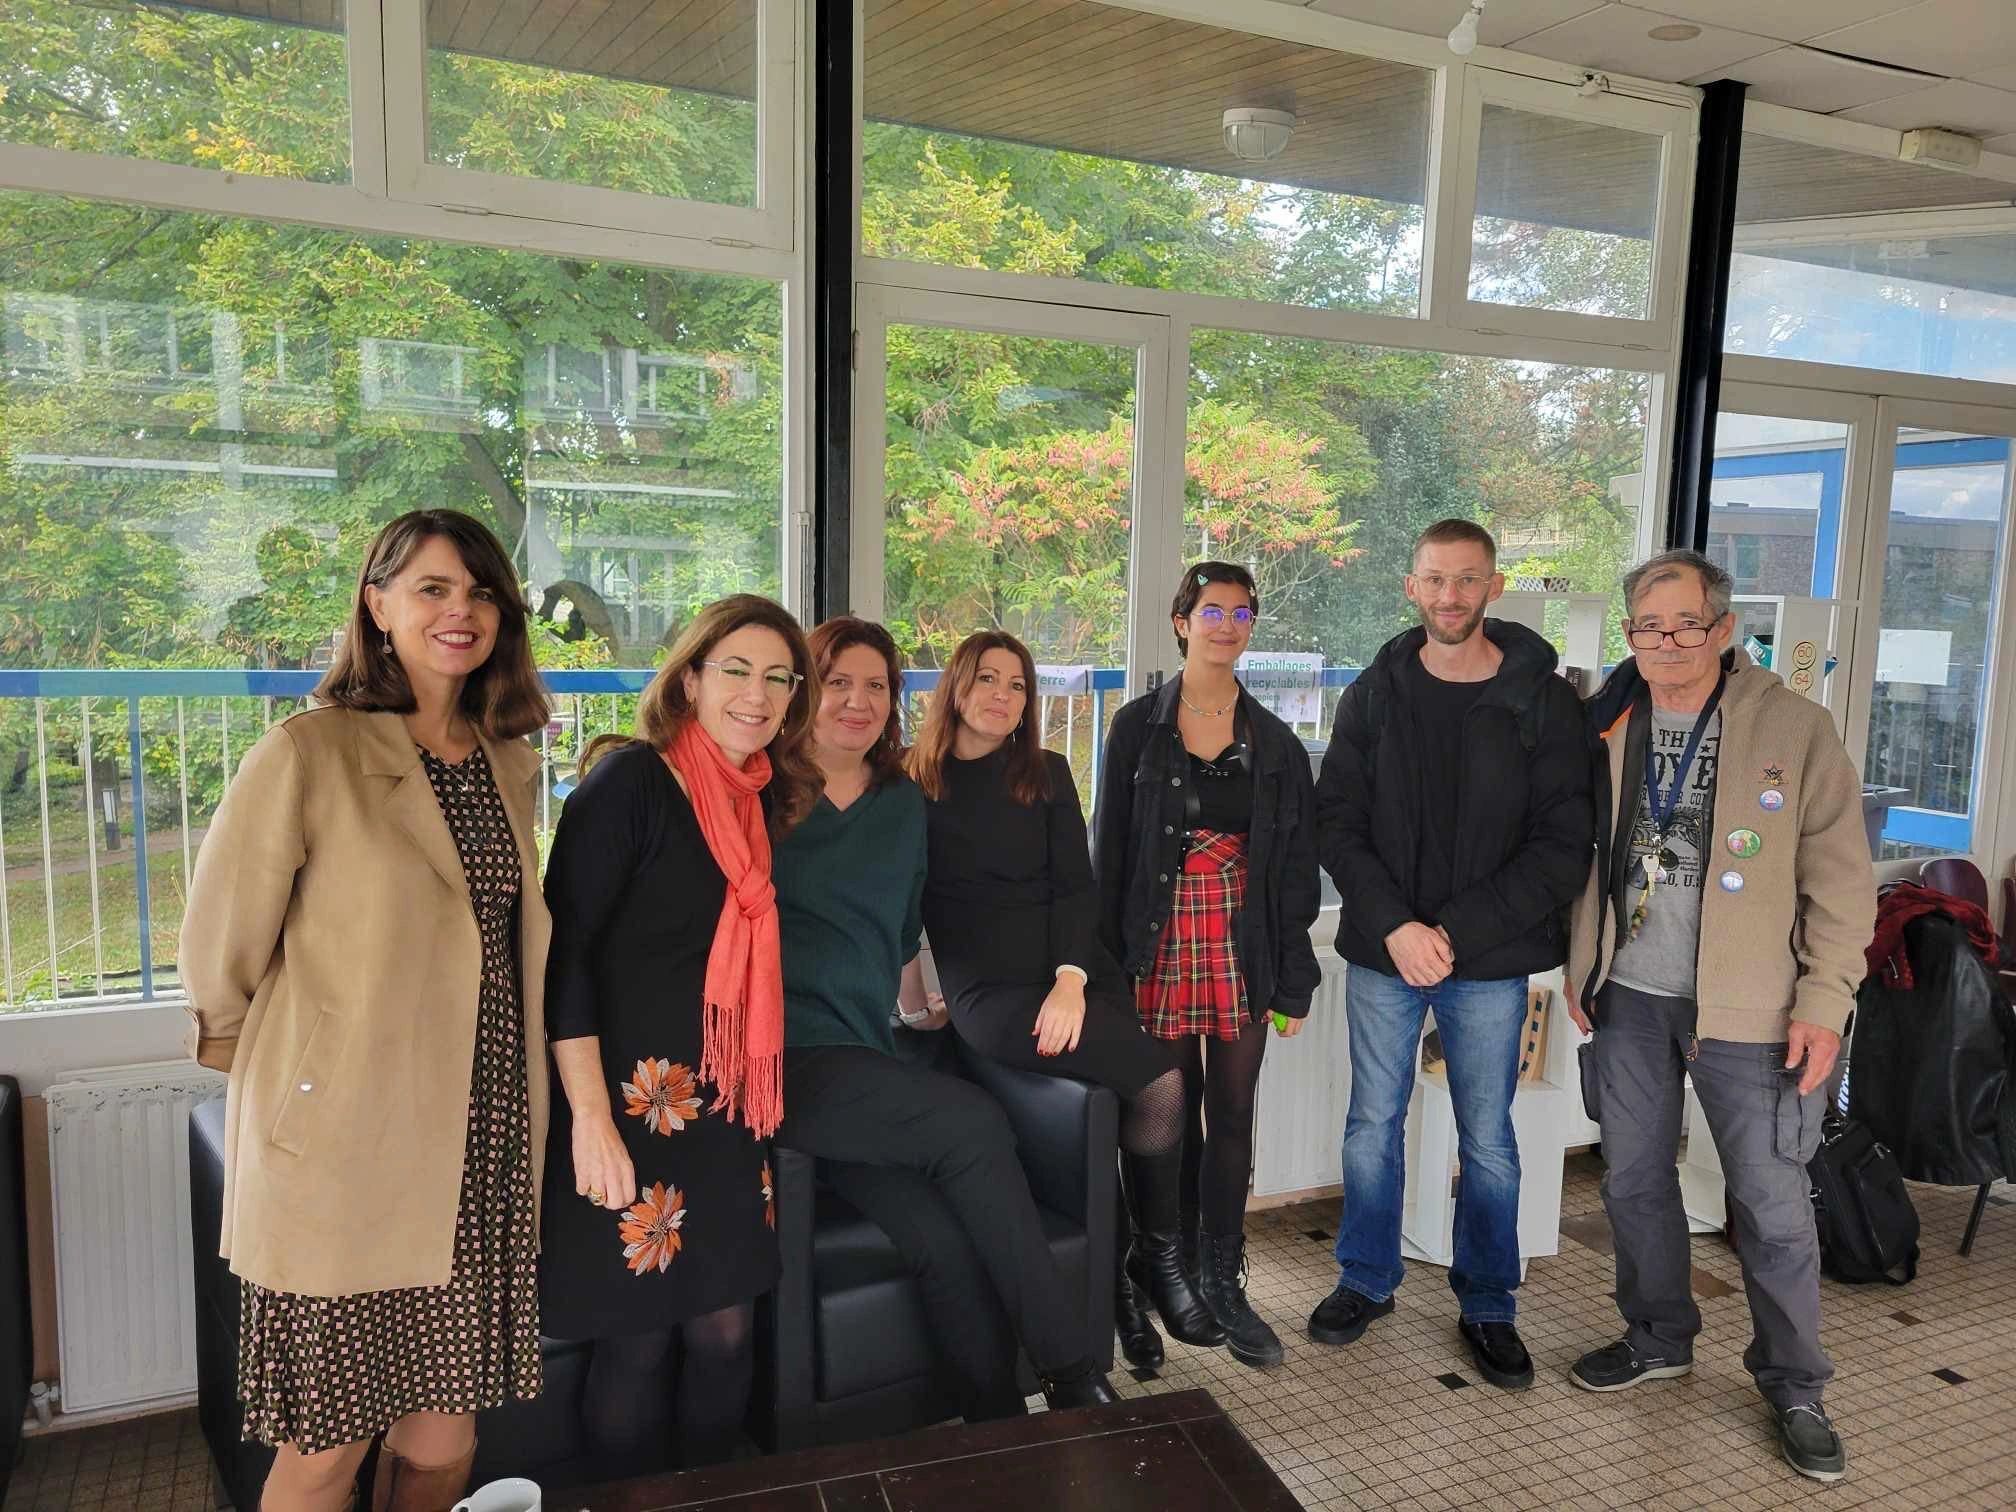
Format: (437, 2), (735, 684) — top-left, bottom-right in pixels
(1568, 653), (1876, 1040)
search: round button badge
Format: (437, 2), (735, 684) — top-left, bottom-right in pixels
(1759, 789), (1785, 812)
(1719, 870), (1746, 893)
(1726, 828), (1763, 859)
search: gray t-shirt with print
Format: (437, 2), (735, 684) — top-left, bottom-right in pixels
(1608, 705), (1721, 1001)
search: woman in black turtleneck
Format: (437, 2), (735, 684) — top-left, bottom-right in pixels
(910, 631), (1217, 1373)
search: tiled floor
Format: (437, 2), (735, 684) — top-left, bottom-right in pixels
(5, 1157), (2013, 1509)
(1114, 1158), (2016, 1510)
(3, 1409), (212, 1511)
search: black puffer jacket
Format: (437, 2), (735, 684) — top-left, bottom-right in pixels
(1316, 619), (1596, 981)
(1092, 675), (1323, 1019)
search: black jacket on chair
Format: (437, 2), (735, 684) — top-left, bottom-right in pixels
(1316, 620), (1595, 981)
(1092, 674), (1324, 1019)
(1850, 912), (2016, 1187)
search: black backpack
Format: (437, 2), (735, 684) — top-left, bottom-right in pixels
(1807, 1114), (1920, 1285)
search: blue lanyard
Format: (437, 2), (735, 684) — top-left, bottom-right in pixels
(1644, 676), (1724, 837)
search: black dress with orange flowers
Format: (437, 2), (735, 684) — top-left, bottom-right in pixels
(538, 741), (778, 1341)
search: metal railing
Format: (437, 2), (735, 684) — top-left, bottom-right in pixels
(0, 664), (1365, 1015)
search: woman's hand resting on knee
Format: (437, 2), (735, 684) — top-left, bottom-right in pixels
(1032, 975), (1087, 1056)
(573, 1114), (636, 1212)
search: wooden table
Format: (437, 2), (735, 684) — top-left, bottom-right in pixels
(556, 1389), (1300, 1511)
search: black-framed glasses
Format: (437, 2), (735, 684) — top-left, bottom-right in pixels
(1191, 605), (1256, 627)
(1626, 625), (1712, 650)
(701, 659), (803, 699)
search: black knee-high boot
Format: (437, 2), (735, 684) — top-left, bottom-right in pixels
(1114, 1170), (1163, 1369)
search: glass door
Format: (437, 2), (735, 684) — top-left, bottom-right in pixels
(851, 286), (1175, 795)
(1707, 384), (1877, 727)
(1847, 399), (2016, 862)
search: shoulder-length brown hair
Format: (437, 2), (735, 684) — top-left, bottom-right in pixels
(807, 616), (907, 788)
(587, 594), (821, 834)
(315, 509), (550, 740)
(906, 630), (1051, 806)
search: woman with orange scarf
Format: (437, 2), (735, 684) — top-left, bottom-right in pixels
(537, 595), (820, 1476)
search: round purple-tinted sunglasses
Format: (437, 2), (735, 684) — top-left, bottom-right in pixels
(1191, 606), (1257, 627)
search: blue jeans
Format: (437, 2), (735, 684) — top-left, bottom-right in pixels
(1333, 965), (1527, 1323)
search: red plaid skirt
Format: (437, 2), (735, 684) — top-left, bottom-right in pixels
(1135, 830), (1249, 1042)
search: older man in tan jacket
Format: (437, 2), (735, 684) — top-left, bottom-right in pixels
(1564, 549), (1875, 1485)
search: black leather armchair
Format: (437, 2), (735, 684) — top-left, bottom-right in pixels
(188, 1098), (659, 1508)
(754, 1037), (1118, 1453)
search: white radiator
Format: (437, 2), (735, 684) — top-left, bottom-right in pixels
(45, 1061), (226, 1412)
(1252, 950), (1352, 1197)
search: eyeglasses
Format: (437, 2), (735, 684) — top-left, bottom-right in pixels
(701, 659), (803, 699)
(1190, 605), (1256, 627)
(1411, 573), (1493, 596)
(1626, 625), (1713, 650)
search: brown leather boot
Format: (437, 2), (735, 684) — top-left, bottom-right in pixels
(370, 1443), (475, 1512)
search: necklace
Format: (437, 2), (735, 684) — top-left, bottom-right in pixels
(1180, 689), (1235, 718)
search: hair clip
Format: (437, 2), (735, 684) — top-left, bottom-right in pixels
(1195, 572), (1209, 585)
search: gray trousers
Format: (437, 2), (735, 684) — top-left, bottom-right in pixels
(1591, 981), (1834, 1407)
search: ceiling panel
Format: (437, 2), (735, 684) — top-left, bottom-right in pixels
(1812, 1), (2016, 83)
(1514, 3), (1779, 81)
(1688, 45), (1937, 114)
(1839, 79), (2016, 136)
(1646, 0), (1914, 44)
(1968, 64), (2016, 91)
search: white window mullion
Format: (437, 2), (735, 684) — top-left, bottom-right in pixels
(345, 0), (389, 199)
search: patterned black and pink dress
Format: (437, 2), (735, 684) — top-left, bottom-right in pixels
(239, 743), (542, 1454)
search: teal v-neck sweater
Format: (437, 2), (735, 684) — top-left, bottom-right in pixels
(775, 774), (927, 1055)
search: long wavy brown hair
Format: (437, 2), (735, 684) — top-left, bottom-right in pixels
(585, 594), (821, 834)
(807, 617), (907, 788)
(906, 629), (1051, 806)
(315, 510), (551, 740)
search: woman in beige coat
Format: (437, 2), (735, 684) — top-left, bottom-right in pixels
(181, 510), (553, 1512)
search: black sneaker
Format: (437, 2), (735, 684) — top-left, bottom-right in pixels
(1306, 1284), (1394, 1346)
(1775, 1402), (1846, 1483)
(1459, 1320), (1533, 1390)
(1569, 1338), (1693, 1392)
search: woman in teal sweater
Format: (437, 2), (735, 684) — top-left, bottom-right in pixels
(770, 617), (1116, 1419)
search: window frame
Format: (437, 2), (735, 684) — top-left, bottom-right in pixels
(380, 0), (799, 249)
(1440, 67), (1692, 349)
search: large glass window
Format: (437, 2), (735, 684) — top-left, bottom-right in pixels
(0, 188), (782, 1002)
(861, 0), (1434, 314)
(0, 0), (350, 182)
(1728, 135), (2016, 384)
(424, 0), (759, 205)
(1707, 413), (1851, 599)
(1468, 105), (1661, 321)
(1186, 331), (1651, 684)
(1865, 428), (2014, 859)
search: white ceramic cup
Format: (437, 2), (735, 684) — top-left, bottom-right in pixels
(453, 1479), (542, 1512)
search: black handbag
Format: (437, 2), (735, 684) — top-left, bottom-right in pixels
(1807, 1114), (1920, 1286)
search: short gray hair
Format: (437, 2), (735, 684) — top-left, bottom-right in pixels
(1622, 549), (1733, 621)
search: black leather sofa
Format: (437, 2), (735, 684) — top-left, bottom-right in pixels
(754, 1037), (1117, 1452)
(190, 1097), (624, 1507)
(190, 1043), (1115, 1502)
(0, 1077), (30, 1503)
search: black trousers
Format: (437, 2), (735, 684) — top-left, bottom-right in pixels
(775, 1045), (1090, 1414)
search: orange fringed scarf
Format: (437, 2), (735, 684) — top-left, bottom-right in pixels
(663, 723), (784, 1138)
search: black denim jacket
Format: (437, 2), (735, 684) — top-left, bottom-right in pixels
(1091, 675), (1324, 1019)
